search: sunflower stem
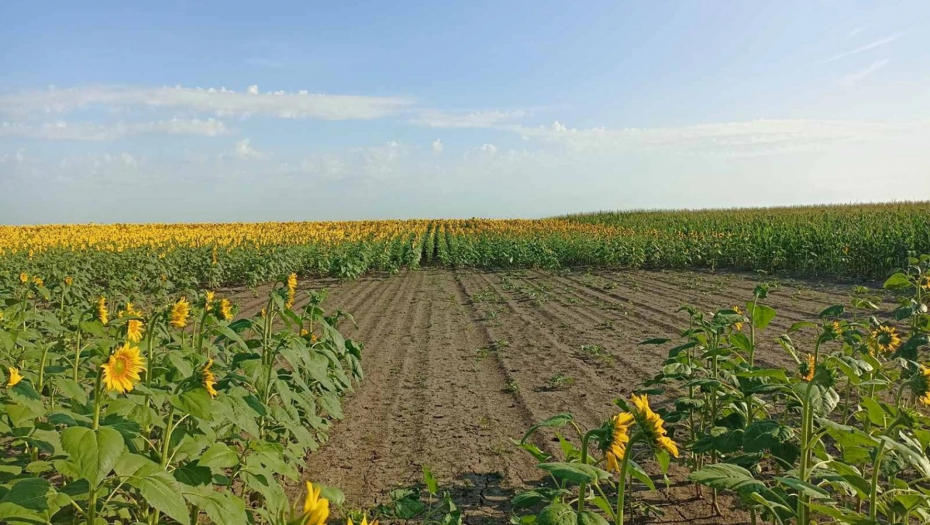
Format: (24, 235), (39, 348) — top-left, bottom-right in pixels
(615, 434), (640, 525)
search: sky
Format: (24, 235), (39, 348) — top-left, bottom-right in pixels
(1, 1), (929, 224)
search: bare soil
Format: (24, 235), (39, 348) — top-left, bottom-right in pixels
(227, 268), (892, 524)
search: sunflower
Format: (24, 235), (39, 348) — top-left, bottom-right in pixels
(33, 276), (44, 287)
(297, 481), (330, 525)
(630, 394), (679, 458)
(217, 298), (233, 321)
(348, 517), (378, 525)
(202, 359), (218, 397)
(170, 297), (191, 328)
(64, 276), (73, 286)
(96, 296), (109, 325)
(600, 412), (635, 472)
(101, 343), (146, 394)
(204, 291), (215, 309)
(914, 365), (930, 406)
(733, 305), (744, 332)
(300, 328), (309, 337)
(799, 353), (815, 381)
(7, 367), (23, 387)
(126, 319), (145, 343)
(871, 325), (901, 354)
(285, 273), (298, 309)
(19, 272), (27, 284)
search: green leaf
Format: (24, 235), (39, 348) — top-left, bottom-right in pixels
(743, 419), (793, 453)
(114, 452), (189, 523)
(198, 442), (239, 469)
(883, 272), (913, 290)
(576, 510), (610, 525)
(170, 388), (214, 421)
(521, 413), (574, 443)
(61, 426), (124, 487)
(174, 462), (212, 486)
(423, 465), (438, 495)
(688, 463), (765, 495)
(536, 462), (610, 485)
(817, 418), (879, 449)
(184, 486), (248, 525)
(774, 476), (831, 500)
(818, 305), (845, 319)
(0, 478), (53, 514)
(537, 502), (576, 525)
(750, 304), (776, 330)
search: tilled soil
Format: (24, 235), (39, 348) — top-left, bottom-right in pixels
(227, 268), (890, 524)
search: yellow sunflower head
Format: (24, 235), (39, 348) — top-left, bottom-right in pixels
(217, 298), (233, 321)
(7, 367), (23, 387)
(33, 276), (44, 287)
(630, 394), (679, 458)
(732, 305), (744, 332)
(871, 325), (901, 354)
(298, 481), (330, 525)
(204, 291), (215, 309)
(285, 273), (298, 309)
(126, 319), (145, 343)
(96, 296), (109, 325)
(170, 297), (191, 328)
(600, 412), (634, 472)
(64, 276), (73, 286)
(202, 359), (218, 398)
(101, 343), (146, 394)
(19, 272), (28, 284)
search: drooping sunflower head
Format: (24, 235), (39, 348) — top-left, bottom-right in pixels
(829, 321), (843, 338)
(7, 367), (23, 387)
(202, 359), (218, 398)
(204, 291), (215, 309)
(96, 296), (109, 325)
(285, 273), (298, 309)
(799, 353), (815, 382)
(217, 298), (233, 321)
(913, 365), (930, 406)
(732, 305), (744, 332)
(170, 297), (191, 328)
(630, 394), (679, 458)
(871, 325), (901, 355)
(64, 276), (73, 287)
(101, 343), (146, 394)
(298, 481), (330, 525)
(600, 412), (635, 472)
(126, 319), (145, 343)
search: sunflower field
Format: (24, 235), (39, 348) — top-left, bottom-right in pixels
(0, 268), (365, 524)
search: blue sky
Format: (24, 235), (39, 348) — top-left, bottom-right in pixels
(1, 1), (928, 224)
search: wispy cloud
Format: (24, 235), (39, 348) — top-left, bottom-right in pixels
(840, 59), (890, 88)
(825, 33), (904, 62)
(410, 109), (530, 128)
(508, 118), (930, 156)
(846, 25), (870, 38)
(0, 118), (228, 141)
(0, 84), (413, 120)
(234, 138), (266, 159)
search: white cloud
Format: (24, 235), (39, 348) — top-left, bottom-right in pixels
(235, 138), (265, 158)
(825, 33), (904, 62)
(432, 139), (443, 153)
(0, 118), (229, 141)
(411, 109), (529, 128)
(840, 59), (890, 88)
(479, 143), (498, 156)
(0, 84), (413, 120)
(508, 118), (930, 156)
